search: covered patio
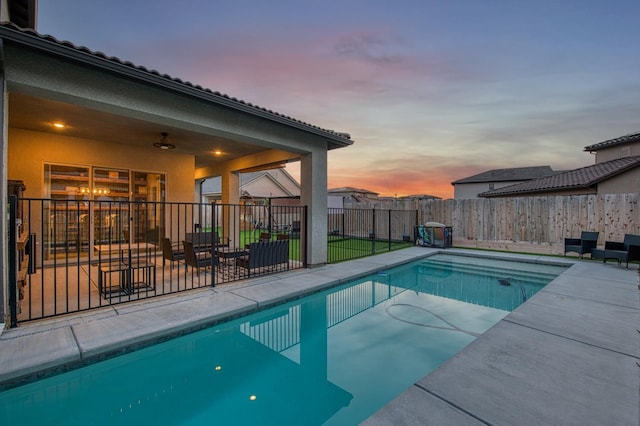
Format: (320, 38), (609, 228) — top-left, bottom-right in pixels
(0, 23), (352, 324)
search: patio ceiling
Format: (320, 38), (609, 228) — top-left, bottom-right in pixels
(9, 92), (272, 171)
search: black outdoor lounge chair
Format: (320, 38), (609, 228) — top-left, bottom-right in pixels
(600, 233), (640, 268)
(564, 231), (599, 259)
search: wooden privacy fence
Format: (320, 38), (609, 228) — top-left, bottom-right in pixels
(346, 193), (640, 255)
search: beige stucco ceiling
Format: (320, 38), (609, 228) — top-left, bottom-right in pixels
(8, 92), (272, 170)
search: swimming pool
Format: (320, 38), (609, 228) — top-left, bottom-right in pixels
(0, 254), (567, 425)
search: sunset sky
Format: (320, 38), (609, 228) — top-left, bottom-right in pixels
(37, 0), (640, 199)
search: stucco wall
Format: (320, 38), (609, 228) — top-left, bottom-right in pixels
(453, 181), (527, 199)
(8, 128), (195, 202)
(598, 168), (640, 194)
(593, 143), (640, 163)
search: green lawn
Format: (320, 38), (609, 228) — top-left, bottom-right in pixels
(209, 227), (412, 264)
(327, 236), (413, 263)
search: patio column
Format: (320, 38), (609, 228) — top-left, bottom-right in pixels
(0, 61), (6, 321)
(221, 172), (240, 248)
(300, 149), (328, 267)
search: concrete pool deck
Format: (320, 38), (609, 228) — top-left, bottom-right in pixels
(1, 247), (639, 425)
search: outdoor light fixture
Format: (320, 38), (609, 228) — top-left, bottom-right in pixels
(153, 132), (176, 150)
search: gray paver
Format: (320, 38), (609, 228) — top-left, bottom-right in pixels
(507, 289), (639, 356)
(416, 320), (640, 426)
(72, 291), (256, 358)
(229, 273), (339, 306)
(542, 272), (639, 309)
(361, 385), (487, 426)
(0, 327), (80, 383)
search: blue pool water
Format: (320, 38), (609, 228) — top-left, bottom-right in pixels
(0, 254), (567, 425)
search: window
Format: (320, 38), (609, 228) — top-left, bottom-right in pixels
(44, 163), (166, 258)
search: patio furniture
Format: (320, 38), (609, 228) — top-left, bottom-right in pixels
(185, 231), (229, 253)
(563, 231), (599, 259)
(161, 237), (185, 269)
(97, 242), (157, 295)
(183, 240), (217, 275)
(98, 260), (156, 296)
(595, 233), (640, 268)
(290, 221), (301, 239)
(216, 247), (250, 273)
(259, 232), (271, 241)
(237, 240), (289, 277)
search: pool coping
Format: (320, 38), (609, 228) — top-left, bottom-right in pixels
(0, 247), (638, 424)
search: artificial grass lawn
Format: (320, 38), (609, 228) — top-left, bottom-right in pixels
(327, 236), (413, 263)
(210, 228), (412, 264)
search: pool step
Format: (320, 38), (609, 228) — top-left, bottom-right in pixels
(415, 258), (562, 285)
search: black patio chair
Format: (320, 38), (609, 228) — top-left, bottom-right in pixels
(601, 234), (640, 268)
(183, 240), (217, 275)
(564, 231), (599, 259)
(161, 237), (185, 269)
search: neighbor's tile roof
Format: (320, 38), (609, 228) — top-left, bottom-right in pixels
(478, 156), (640, 197)
(584, 131), (640, 152)
(452, 166), (556, 185)
(328, 187), (378, 195)
(0, 22), (352, 146)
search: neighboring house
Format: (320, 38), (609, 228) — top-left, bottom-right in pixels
(0, 1), (353, 319)
(329, 188), (441, 207)
(478, 131), (640, 198)
(201, 168), (300, 203)
(396, 194), (441, 201)
(451, 166), (558, 199)
(328, 187), (380, 203)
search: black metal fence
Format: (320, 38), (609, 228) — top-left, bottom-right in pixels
(8, 197), (306, 325)
(327, 208), (416, 263)
(8, 197), (418, 325)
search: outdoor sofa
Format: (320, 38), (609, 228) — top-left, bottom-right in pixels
(237, 239), (289, 277)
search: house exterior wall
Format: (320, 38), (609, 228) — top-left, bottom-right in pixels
(592, 142), (640, 163)
(267, 168), (300, 195)
(8, 128), (195, 201)
(453, 181), (526, 199)
(242, 177), (291, 199)
(597, 168), (640, 194)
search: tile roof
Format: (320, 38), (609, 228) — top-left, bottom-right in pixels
(478, 156), (640, 197)
(328, 187), (378, 195)
(0, 22), (352, 147)
(452, 166), (556, 184)
(584, 131), (640, 152)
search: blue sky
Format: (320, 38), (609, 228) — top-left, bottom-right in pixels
(37, 0), (640, 198)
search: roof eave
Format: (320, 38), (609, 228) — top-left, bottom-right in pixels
(0, 24), (353, 149)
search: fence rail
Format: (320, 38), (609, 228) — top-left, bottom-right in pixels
(9, 198), (305, 324)
(327, 208), (415, 263)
